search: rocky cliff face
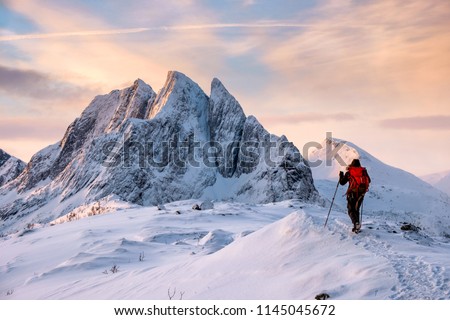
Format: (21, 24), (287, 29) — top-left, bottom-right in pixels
(0, 71), (319, 233)
(0, 149), (26, 188)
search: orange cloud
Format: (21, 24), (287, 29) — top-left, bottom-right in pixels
(380, 116), (450, 130)
(261, 0), (450, 115)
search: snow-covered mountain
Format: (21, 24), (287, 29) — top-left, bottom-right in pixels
(0, 71), (319, 235)
(421, 171), (450, 197)
(421, 170), (450, 186)
(308, 138), (450, 236)
(0, 149), (26, 188)
(435, 175), (450, 197)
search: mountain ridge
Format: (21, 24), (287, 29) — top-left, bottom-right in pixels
(0, 71), (319, 234)
(0, 149), (26, 188)
(421, 170), (450, 197)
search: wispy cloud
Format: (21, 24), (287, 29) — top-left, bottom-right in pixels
(261, 0), (450, 114)
(380, 116), (450, 130)
(2, 0), (449, 173)
(0, 65), (98, 100)
(0, 23), (319, 42)
(0, 28), (150, 41)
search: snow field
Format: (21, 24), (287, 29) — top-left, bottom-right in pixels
(1, 200), (449, 300)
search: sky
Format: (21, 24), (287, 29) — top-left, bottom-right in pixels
(0, 0), (449, 176)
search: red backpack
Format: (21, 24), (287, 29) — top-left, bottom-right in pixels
(348, 167), (370, 194)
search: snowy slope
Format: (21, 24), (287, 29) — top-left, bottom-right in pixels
(422, 171), (450, 197)
(0, 149), (26, 188)
(1, 200), (449, 300)
(421, 170), (450, 186)
(308, 138), (450, 237)
(435, 175), (450, 197)
(0, 71), (318, 235)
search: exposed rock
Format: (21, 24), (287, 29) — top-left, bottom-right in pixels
(315, 293), (330, 300)
(0, 149), (26, 188)
(401, 223), (421, 232)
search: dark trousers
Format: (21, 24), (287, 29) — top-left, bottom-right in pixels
(347, 192), (364, 225)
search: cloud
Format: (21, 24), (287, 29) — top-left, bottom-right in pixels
(0, 23), (318, 42)
(0, 65), (98, 101)
(379, 116), (450, 130)
(260, 112), (356, 125)
(0, 28), (150, 41)
(2, 0), (449, 174)
(242, 0), (257, 7)
(260, 0), (450, 113)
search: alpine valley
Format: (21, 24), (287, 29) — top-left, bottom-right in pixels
(1, 72), (449, 300)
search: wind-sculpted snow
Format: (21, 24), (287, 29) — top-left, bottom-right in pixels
(2, 200), (449, 299)
(0, 71), (319, 234)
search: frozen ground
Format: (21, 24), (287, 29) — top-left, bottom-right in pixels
(1, 199), (449, 300)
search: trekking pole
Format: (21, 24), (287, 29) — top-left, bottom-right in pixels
(360, 200), (364, 226)
(324, 180), (340, 228)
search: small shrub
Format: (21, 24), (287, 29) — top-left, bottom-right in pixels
(167, 287), (185, 300)
(110, 264), (120, 273)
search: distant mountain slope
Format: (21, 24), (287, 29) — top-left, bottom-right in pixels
(308, 138), (450, 236)
(0, 149), (26, 188)
(421, 170), (450, 185)
(435, 175), (450, 197)
(0, 71), (319, 234)
(421, 170), (450, 197)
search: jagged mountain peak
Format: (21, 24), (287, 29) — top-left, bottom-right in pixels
(210, 77), (245, 118)
(148, 70), (208, 120)
(0, 71), (319, 234)
(0, 149), (26, 188)
(209, 77), (247, 145)
(211, 77), (228, 92)
(0, 149), (11, 167)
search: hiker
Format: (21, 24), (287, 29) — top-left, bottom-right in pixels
(339, 159), (371, 233)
